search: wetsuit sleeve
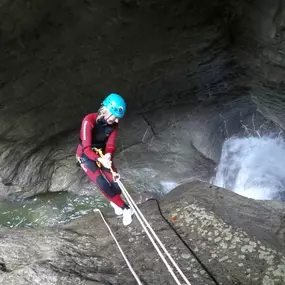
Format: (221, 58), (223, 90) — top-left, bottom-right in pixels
(81, 113), (100, 160)
(105, 126), (118, 154)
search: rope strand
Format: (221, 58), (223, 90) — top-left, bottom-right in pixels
(93, 209), (143, 285)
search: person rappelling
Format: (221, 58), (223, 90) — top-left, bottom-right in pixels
(76, 94), (192, 285)
(76, 93), (134, 226)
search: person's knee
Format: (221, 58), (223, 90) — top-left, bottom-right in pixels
(96, 175), (116, 198)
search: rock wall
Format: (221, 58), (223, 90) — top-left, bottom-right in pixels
(0, 182), (284, 285)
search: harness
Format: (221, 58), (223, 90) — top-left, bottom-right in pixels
(76, 146), (103, 169)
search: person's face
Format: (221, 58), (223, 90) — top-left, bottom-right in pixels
(104, 110), (120, 124)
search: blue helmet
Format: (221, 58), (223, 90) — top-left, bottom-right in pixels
(102, 93), (126, 118)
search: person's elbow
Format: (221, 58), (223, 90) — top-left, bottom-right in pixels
(105, 144), (115, 154)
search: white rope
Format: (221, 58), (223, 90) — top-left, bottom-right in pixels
(117, 180), (182, 285)
(91, 151), (191, 285)
(93, 208), (143, 285)
(117, 179), (192, 285)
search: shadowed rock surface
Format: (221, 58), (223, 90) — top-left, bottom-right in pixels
(0, 182), (284, 285)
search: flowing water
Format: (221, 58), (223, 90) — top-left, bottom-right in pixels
(214, 136), (285, 200)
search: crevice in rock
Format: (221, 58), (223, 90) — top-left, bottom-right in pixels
(189, 140), (217, 165)
(0, 262), (8, 272)
(140, 113), (157, 136)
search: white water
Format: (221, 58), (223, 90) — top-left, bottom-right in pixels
(214, 136), (285, 200)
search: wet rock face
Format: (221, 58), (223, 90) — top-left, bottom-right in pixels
(0, 182), (284, 285)
(229, 0), (285, 128)
(0, 0), (285, 199)
(163, 182), (285, 284)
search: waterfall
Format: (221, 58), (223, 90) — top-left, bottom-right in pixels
(214, 136), (285, 200)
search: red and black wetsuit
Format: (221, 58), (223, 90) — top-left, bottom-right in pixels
(76, 113), (126, 208)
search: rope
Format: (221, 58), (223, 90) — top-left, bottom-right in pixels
(117, 179), (192, 285)
(93, 208), (143, 285)
(93, 149), (191, 285)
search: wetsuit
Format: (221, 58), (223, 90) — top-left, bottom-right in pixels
(76, 113), (126, 208)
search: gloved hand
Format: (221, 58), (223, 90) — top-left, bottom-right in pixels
(103, 153), (112, 161)
(97, 157), (112, 169)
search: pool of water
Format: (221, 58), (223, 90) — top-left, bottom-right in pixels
(0, 191), (109, 228)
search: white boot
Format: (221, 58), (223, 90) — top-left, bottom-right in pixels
(122, 208), (134, 226)
(110, 201), (124, 216)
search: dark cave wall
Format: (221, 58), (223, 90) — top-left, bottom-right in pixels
(0, 0), (285, 197)
(228, 0), (285, 128)
(0, 0), (232, 140)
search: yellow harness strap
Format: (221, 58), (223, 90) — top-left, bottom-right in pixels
(75, 148), (102, 168)
(92, 147), (117, 176)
